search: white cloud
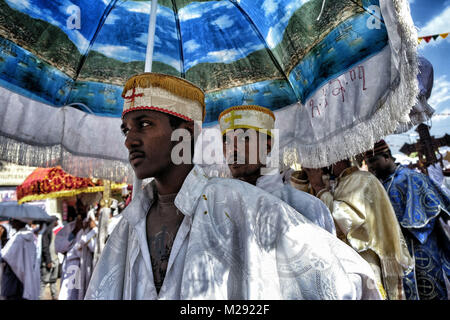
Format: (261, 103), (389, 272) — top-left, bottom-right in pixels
(252, 43), (265, 51)
(136, 33), (148, 46)
(264, 0), (307, 47)
(206, 49), (240, 63)
(153, 52), (181, 72)
(211, 15), (234, 29)
(124, 1), (150, 14)
(71, 30), (90, 52)
(266, 26), (282, 49)
(178, 3), (203, 22)
(431, 108), (450, 123)
(136, 33), (161, 46)
(212, 1), (234, 10)
(184, 39), (200, 53)
(5, 0), (32, 11)
(94, 44), (144, 61)
(429, 75), (450, 108)
(104, 13), (120, 25)
(418, 6), (450, 46)
(262, 0), (278, 16)
(94, 44), (130, 57)
(157, 5), (174, 19)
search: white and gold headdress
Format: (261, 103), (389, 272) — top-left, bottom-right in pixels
(121, 72), (205, 122)
(218, 105), (275, 137)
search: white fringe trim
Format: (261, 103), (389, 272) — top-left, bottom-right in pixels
(0, 135), (134, 183)
(282, 0), (419, 169)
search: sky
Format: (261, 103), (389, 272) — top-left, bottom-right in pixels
(386, 0), (450, 156)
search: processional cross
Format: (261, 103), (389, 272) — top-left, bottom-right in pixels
(400, 123), (450, 174)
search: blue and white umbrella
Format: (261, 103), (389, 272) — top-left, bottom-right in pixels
(0, 201), (54, 222)
(0, 0), (419, 181)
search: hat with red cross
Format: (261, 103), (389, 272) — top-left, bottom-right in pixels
(121, 72), (205, 122)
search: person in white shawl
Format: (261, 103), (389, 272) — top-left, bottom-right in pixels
(0, 219), (40, 300)
(0, 222), (9, 300)
(55, 209), (97, 300)
(85, 73), (382, 300)
(218, 105), (336, 235)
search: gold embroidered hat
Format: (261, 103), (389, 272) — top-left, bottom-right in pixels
(364, 139), (391, 160)
(121, 72), (205, 122)
(218, 105), (275, 137)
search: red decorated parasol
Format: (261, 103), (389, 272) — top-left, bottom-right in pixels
(16, 166), (126, 204)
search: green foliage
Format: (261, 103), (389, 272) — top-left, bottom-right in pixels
(0, 0), (81, 77)
(271, 0), (362, 73)
(80, 50), (180, 84)
(186, 48), (281, 91)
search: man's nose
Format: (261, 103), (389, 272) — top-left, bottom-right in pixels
(124, 130), (141, 150)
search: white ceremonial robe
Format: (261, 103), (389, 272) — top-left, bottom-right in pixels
(55, 222), (82, 300)
(256, 171), (336, 235)
(94, 207), (109, 267)
(107, 214), (122, 237)
(1, 229), (40, 300)
(74, 227), (97, 300)
(85, 166), (382, 300)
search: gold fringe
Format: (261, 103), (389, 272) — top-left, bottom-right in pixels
(221, 125), (273, 137)
(218, 105), (276, 121)
(122, 73), (205, 120)
(17, 183), (127, 204)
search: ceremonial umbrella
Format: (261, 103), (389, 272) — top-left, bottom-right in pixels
(0, 201), (54, 222)
(16, 166), (127, 204)
(0, 0), (419, 180)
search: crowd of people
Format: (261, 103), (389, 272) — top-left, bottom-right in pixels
(0, 195), (129, 300)
(0, 72), (449, 300)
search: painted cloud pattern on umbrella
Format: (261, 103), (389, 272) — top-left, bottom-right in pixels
(0, 0), (388, 125)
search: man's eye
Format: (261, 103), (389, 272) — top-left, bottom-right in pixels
(141, 121), (152, 127)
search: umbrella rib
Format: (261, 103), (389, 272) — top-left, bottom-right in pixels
(228, 0), (300, 100)
(72, 0), (120, 86)
(171, 0), (185, 77)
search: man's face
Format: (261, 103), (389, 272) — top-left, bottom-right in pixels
(366, 154), (391, 178)
(121, 110), (177, 180)
(222, 129), (270, 180)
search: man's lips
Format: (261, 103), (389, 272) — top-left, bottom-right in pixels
(129, 151), (145, 162)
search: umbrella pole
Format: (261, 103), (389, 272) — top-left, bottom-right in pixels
(132, 0), (158, 200)
(145, 0), (158, 73)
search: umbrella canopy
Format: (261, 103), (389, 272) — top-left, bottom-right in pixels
(0, 0), (419, 176)
(16, 166), (127, 204)
(0, 201), (53, 222)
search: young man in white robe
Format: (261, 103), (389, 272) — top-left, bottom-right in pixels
(85, 72), (382, 300)
(55, 209), (97, 300)
(218, 105), (335, 234)
(0, 219), (40, 300)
